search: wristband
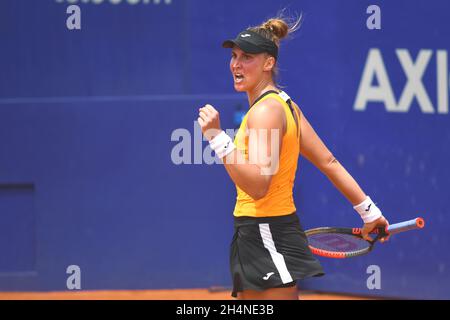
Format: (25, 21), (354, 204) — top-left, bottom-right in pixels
(209, 130), (236, 159)
(353, 196), (382, 223)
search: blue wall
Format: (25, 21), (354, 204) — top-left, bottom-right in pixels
(0, 0), (449, 299)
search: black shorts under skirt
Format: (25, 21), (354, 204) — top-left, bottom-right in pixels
(230, 212), (325, 297)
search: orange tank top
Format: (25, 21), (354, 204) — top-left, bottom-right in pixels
(233, 91), (301, 217)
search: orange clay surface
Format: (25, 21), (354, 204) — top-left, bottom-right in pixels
(0, 289), (374, 300)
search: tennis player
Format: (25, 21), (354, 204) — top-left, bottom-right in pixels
(197, 15), (390, 300)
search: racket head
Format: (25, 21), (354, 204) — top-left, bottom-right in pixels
(305, 227), (384, 258)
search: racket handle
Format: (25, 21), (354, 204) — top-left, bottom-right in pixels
(385, 217), (425, 235)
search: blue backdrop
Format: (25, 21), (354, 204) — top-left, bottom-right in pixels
(0, 0), (449, 299)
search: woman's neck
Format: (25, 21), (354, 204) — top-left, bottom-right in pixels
(247, 78), (277, 107)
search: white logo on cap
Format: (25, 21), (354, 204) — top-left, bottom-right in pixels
(240, 34), (251, 38)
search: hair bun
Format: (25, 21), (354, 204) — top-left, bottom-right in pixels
(250, 13), (302, 47)
(264, 19), (289, 41)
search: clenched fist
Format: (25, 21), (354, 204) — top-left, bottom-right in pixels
(198, 104), (222, 141)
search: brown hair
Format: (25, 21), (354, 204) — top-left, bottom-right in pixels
(249, 13), (302, 80)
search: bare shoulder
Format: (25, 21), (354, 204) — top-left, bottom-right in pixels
(247, 97), (286, 129)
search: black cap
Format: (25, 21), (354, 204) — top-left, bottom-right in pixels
(222, 30), (278, 59)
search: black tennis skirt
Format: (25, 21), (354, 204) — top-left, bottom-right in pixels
(230, 212), (325, 297)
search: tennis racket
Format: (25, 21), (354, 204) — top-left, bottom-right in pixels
(305, 217), (425, 258)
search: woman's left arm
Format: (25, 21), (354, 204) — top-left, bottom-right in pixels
(298, 110), (366, 205)
(298, 108), (389, 242)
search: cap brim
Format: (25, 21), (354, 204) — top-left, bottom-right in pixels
(221, 39), (265, 54)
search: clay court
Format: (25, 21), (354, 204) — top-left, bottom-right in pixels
(0, 289), (372, 300)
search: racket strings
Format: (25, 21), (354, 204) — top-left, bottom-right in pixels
(307, 233), (370, 253)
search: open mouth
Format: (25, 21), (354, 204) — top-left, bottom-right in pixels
(234, 73), (244, 83)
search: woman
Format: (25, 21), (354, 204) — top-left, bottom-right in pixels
(197, 16), (389, 300)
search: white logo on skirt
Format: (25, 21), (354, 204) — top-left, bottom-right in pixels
(263, 272), (275, 280)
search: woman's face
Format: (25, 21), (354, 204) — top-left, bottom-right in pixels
(230, 46), (269, 92)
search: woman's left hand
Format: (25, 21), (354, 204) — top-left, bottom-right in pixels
(198, 104), (222, 141)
